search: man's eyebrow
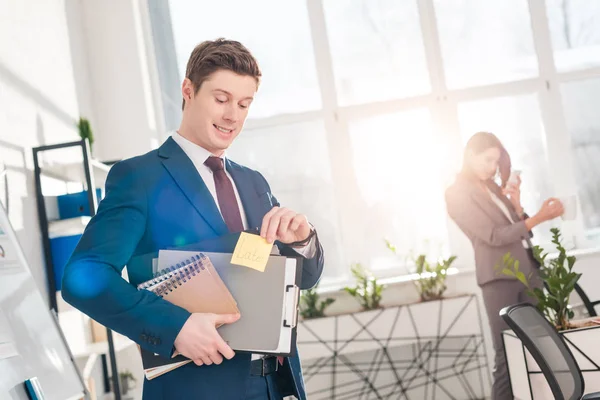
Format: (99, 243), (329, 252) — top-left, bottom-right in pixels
(212, 89), (253, 101)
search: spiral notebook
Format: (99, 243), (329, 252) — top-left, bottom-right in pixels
(138, 253), (240, 379)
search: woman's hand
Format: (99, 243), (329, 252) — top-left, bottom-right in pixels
(526, 198), (564, 231)
(536, 198), (564, 222)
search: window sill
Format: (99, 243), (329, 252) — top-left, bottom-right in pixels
(316, 264), (477, 295)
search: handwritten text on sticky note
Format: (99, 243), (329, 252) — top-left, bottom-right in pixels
(231, 232), (271, 272)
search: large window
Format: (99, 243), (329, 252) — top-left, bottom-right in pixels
(560, 78), (600, 238)
(323, 0), (430, 105)
(148, 0), (600, 284)
(433, 0), (538, 89)
(546, 0), (600, 73)
(347, 109), (448, 269)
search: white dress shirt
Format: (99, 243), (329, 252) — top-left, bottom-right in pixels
(487, 188), (529, 249)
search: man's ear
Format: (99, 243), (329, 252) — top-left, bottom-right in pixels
(182, 78), (194, 102)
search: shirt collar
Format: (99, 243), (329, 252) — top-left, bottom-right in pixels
(171, 131), (227, 165)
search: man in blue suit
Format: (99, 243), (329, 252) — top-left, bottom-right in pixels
(62, 38), (324, 400)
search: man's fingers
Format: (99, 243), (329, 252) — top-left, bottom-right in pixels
(216, 337), (235, 360)
(289, 214), (307, 232)
(289, 214), (302, 232)
(277, 211), (296, 237)
(266, 208), (286, 243)
(200, 355), (213, 366)
(193, 358), (204, 366)
(260, 207), (280, 238)
(208, 350), (224, 365)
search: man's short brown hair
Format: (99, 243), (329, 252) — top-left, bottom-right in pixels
(182, 38), (261, 110)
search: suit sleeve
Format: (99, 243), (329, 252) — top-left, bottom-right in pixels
(445, 186), (530, 247)
(61, 160), (190, 358)
(256, 172), (324, 290)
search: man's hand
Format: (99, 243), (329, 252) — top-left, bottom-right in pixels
(260, 206), (311, 245)
(173, 313), (239, 366)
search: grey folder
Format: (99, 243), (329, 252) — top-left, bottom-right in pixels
(158, 250), (301, 355)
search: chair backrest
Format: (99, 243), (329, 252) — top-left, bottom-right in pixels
(500, 303), (585, 400)
(574, 283), (598, 317)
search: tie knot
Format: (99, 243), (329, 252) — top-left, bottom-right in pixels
(204, 156), (224, 172)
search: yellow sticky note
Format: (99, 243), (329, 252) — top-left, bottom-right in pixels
(230, 232), (272, 272)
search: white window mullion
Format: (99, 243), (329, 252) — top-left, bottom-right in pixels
(306, 0), (365, 278)
(418, 0), (473, 264)
(528, 0), (589, 248)
(243, 110), (325, 130)
(448, 78), (541, 103)
(417, 0), (447, 95)
(337, 94), (434, 121)
(557, 65), (600, 83)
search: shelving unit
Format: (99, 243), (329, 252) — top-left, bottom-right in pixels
(32, 139), (122, 400)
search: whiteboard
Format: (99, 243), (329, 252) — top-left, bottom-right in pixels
(0, 202), (87, 400)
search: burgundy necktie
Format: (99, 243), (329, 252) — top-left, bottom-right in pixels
(204, 156), (244, 232)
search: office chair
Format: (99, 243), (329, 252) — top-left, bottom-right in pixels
(574, 283), (600, 318)
(500, 303), (600, 400)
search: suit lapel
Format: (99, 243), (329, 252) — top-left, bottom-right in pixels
(226, 160), (263, 230)
(461, 177), (512, 224)
(159, 137), (229, 236)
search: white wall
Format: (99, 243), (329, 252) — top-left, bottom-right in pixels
(0, 0), (82, 301)
(66, 0), (164, 162)
(0, 0), (165, 301)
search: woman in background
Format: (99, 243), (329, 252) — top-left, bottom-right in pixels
(445, 132), (564, 400)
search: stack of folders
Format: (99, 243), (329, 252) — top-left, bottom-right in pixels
(137, 253), (239, 380)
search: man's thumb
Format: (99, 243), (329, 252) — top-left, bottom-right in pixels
(214, 313), (241, 325)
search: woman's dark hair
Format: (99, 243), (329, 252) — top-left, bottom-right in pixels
(462, 132), (512, 188)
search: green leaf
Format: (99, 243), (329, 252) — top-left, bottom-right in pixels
(515, 271), (529, 287)
(532, 287), (545, 300)
(501, 268), (515, 277)
(385, 239), (397, 254)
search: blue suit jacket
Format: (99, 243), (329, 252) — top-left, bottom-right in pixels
(62, 137), (324, 399)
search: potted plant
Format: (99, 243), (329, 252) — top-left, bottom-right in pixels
(412, 254), (457, 302)
(498, 227), (581, 330)
(299, 283), (336, 319)
(386, 240), (457, 302)
(77, 117), (94, 154)
(343, 263), (385, 311)
(118, 370), (137, 396)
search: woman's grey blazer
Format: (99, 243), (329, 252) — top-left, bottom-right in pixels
(445, 174), (537, 286)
